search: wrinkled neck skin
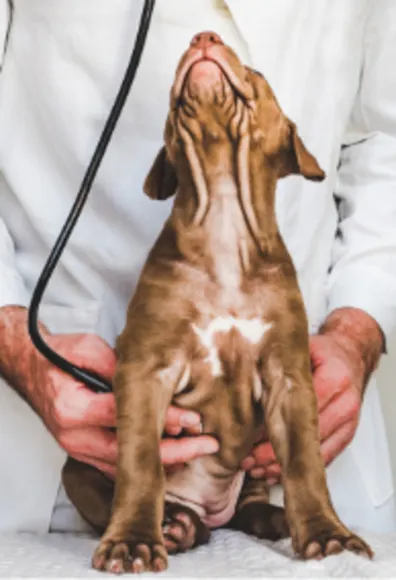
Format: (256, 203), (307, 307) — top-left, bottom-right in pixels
(171, 86), (279, 286)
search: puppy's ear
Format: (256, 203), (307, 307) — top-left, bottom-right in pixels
(144, 147), (178, 200)
(279, 121), (326, 182)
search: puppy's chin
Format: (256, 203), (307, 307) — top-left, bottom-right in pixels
(186, 61), (224, 102)
(189, 60), (223, 83)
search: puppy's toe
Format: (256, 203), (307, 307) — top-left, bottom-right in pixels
(324, 539), (343, 557)
(304, 541), (323, 560)
(229, 502), (289, 541)
(299, 527), (374, 561)
(92, 539), (167, 574)
(345, 535), (374, 559)
(162, 502), (210, 554)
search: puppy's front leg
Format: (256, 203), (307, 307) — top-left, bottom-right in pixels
(260, 348), (373, 560)
(92, 358), (183, 574)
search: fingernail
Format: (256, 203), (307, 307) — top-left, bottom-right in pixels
(267, 478), (279, 486)
(266, 465), (281, 477)
(203, 440), (220, 454)
(250, 467), (266, 479)
(166, 426), (182, 436)
(180, 413), (200, 428)
(241, 457), (255, 471)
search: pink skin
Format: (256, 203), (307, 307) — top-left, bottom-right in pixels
(189, 60), (223, 87)
(241, 334), (366, 483)
(172, 31), (253, 105)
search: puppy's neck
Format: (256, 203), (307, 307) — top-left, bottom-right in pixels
(172, 140), (281, 285)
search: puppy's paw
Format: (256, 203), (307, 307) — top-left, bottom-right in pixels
(162, 502), (210, 554)
(92, 539), (168, 574)
(229, 502), (289, 541)
(295, 523), (373, 561)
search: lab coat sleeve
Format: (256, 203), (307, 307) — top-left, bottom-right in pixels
(0, 1), (29, 308)
(327, 0), (396, 344)
(0, 218), (30, 308)
(0, 0), (10, 68)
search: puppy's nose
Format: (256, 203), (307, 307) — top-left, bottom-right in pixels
(190, 31), (224, 50)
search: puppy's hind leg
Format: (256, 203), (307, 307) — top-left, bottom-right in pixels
(62, 456), (114, 534)
(162, 502), (210, 554)
(228, 475), (289, 540)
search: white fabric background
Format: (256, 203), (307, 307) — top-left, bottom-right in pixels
(0, 530), (395, 578)
(378, 335), (396, 503)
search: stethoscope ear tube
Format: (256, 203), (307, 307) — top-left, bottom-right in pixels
(28, 0), (156, 394)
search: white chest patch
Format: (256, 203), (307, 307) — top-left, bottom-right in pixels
(192, 317), (272, 377)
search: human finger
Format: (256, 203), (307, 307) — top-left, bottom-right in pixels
(160, 435), (219, 466)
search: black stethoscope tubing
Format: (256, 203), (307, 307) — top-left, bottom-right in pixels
(28, 0), (156, 394)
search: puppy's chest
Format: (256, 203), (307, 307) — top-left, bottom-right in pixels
(190, 315), (272, 380)
(171, 311), (274, 419)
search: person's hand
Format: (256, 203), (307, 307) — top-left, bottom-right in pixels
(25, 332), (218, 480)
(0, 307), (218, 480)
(241, 308), (384, 484)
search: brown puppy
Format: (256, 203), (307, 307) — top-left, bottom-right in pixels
(63, 31), (373, 573)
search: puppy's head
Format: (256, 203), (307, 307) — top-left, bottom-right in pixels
(144, 31), (325, 201)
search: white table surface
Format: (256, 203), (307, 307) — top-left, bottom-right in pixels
(0, 529), (396, 578)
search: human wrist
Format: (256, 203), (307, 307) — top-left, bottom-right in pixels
(319, 307), (383, 387)
(0, 305), (51, 405)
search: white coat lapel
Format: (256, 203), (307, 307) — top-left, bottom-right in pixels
(225, 0), (370, 122)
(224, 0), (329, 116)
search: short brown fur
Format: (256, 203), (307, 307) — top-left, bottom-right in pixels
(63, 32), (373, 573)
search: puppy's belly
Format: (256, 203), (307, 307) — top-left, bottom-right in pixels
(165, 458), (245, 528)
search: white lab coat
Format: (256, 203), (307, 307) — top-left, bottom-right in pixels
(0, 0), (395, 534)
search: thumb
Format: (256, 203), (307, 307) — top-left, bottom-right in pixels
(309, 334), (328, 370)
(76, 335), (117, 384)
(53, 333), (117, 383)
(310, 339), (348, 411)
(76, 390), (116, 428)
